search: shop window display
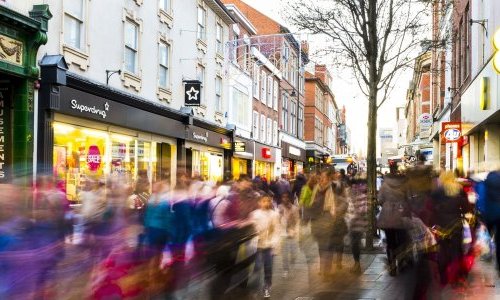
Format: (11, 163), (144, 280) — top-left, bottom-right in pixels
(53, 122), (174, 203)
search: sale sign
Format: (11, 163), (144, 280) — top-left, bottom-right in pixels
(442, 122), (462, 143)
(87, 145), (102, 171)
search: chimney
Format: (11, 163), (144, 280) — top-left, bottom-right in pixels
(315, 64), (327, 84)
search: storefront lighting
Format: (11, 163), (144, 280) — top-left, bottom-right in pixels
(53, 122), (75, 134)
(111, 133), (133, 142)
(82, 128), (108, 138)
(493, 27), (500, 74)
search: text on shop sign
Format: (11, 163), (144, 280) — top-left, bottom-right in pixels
(71, 99), (109, 119)
(192, 132), (208, 143)
(0, 96), (5, 179)
(87, 145), (102, 171)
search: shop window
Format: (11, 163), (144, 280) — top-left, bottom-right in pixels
(267, 76), (273, 107)
(52, 122), (174, 203)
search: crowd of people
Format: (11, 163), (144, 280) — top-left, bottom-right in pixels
(1, 161), (500, 299)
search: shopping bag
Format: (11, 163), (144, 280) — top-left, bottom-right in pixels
(462, 219), (472, 253)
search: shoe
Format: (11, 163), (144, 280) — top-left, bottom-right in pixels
(282, 271), (289, 278)
(264, 288), (271, 298)
(350, 263), (362, 275)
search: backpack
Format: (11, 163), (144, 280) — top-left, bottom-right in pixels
(475, 180), (500, 223)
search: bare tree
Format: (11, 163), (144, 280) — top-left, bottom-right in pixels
(286, 0), (430, 249)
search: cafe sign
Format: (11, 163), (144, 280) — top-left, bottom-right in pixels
(442, 122), (462, 143)
(234, 141), (246, 152)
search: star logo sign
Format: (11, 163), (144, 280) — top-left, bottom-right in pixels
(104, 102), (109, 111)
(186, 87), (199, 101)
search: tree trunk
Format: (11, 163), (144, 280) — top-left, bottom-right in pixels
(365, 87), (378, 251)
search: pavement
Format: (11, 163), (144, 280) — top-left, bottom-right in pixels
(44, 233), (500, 300)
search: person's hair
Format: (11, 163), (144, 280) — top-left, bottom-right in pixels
(439, 171), (461, 197)
(307, 174), (319, 188)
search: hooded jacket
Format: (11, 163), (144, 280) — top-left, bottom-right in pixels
(377, 175), (410, 229)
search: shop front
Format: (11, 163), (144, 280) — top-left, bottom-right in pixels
(38, 60), (187, 202)
(306, 149), (331, 173)
(231, 137), (254, 180)
(281, 141), (306, 179)
(184, 126), (232, 183)
(254, 142), (278, 182)
(0, 5), (51, 184)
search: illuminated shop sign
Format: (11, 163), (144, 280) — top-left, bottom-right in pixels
(70, 99), (109, 119)
(442, 122), (462, 143)
(262, 148), (272, 159)
(234, 141), (246, 152)
(192, 131), (208, 143)
(87, 145), (102, 171)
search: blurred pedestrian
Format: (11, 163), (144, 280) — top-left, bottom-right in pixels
(278, 191), (299, 278)
(347, 178), (369, 275)
(329, 170), (349, 271)
(429, 171), (470, 286)
(250, 194), (280, 298)
(292, 173), (306, 203)
(309, 169), (336, 278)
(377, 164), (411, 276)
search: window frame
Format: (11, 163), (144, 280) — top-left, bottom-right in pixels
(215, 75), (223, 112)
(298, 106), (304, 139)
(197, 5), (207, 41)
(267, 76), (273, 107)
(63, 0), (86, 51)
(158, 40), (170, 89)
(253, 111), (259, 140)
(272, 120), (278, 146)
(197, 64), (206, 104)
(260, 114), (266, 143)
(282, 93), (289, 132)
(273, 79), (278, 111)
(124, 18), (139, 75)
(261, 70), (267, 104)
(216, 23), (224, 55)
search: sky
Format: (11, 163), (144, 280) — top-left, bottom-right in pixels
(243, 0), (412, 157)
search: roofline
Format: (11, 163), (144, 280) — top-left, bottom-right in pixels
(225, 4), (257, 35)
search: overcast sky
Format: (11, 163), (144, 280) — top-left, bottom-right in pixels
(244, 0), (411, 156)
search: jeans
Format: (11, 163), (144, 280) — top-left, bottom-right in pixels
(281, 237), (297, 271)
(351, 231), (363, 262)
(254, 248), (273, 288)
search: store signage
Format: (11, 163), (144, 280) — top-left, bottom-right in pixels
(87, 145), (102, 171)
(262, 148), (272, 159)
(419, 113), (432, 138)
(480, 77), (490, 110)
(192, 131), (208, 143)
(0, 88), (7, 180)
(493, 27), (500, 73)
(71, 99), (109, 119)
(442, 122), (462, 143)
(184, 80), (202, 107)
(0, 34), (23, 66)
(234, 141), (246, 152)
(289, 146), (301, 157)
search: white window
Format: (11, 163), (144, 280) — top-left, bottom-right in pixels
(253, 111), (259, 140)
(124, 20), (139, 74)
(64, 0), (85, 50)
(298, 106), (304, 139)
(232, 87), (250, 128)
(260, 114), (266, 143)
(266, 118), (272, 144)
(159, 0), (170, 12)
(273, 79), (278, 110)
(282, 94), (288, 132)
(215, 76), (222, 112)
(290, 100), (297, 136)
(272, 120), (278, 146)
(216, 23), (223, 54)
(158, 42), (170, 88)
(260, 70), (266, 103)
(267, 76), (273, 107)
(197, 6), (206, 41)
(253, 65), (260, 99)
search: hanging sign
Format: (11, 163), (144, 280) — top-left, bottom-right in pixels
(419, 113), (433, 139)
(442, 122), (462, 143)
(184, 80), (201, 107)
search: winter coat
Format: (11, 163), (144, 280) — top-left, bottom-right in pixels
(278, 203), (300, 238)
(250, 209), (280, 249)
(486, 171), (500, 203)
(347, 183), (369, 233)
(376, 175), (410, 229)
(429, 187), (468, 234)
(299, 185), (314, 208)
(331, 181), (349, 241)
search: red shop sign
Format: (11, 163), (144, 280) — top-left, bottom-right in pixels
(262, 148), (272, 159)
(441, 122), (462, 143)
(87, 145), (102, 171)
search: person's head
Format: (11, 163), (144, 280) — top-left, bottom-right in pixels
(439, 171), (461, 197)
(281, 191), (292, 205)
(319, 169), (333, 189)
(176, 171), (190, 190)
(307, 174), (319, 188)
(258, 194), (273, 210)
(339, 169), (346, 178)
(238, 174), (252, 190)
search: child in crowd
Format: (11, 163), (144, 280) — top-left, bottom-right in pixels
(250, 194), (280, 298)
(278, 192), (300, 278)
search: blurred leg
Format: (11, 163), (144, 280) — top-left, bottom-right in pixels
(263, 248), (273, 289)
